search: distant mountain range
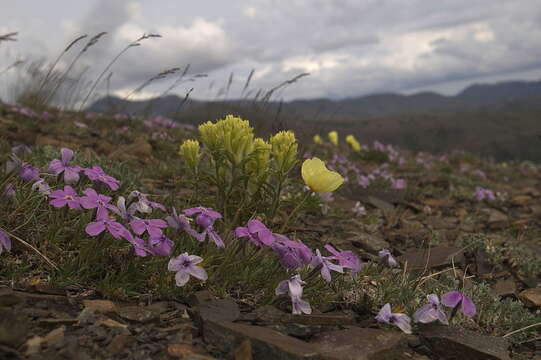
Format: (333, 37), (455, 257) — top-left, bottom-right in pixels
(89, 79), (541, 119)
(89, 79), (541, 162)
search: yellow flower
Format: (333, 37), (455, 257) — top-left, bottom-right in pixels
(271, 130), (298, 172)
(179, 139), (201, 169)
(328, 131), (338, 146)
(301, 157), (344, 193)
(313, 134), (323, 144)
(246, 138), (271, 178)
(345, 134), (362, 152)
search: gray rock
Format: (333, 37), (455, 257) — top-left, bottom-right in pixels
(118, 306), (159, 323)
(310, 327), (413, 360)
(203, 320), (321, 360)
(192, 298), (240, 324)
(420, 324), (510, 360)
(398, 246), (464, 271)
(0, 307), (29, 348)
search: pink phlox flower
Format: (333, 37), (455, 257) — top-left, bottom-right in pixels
(324, 244), (362, 275)
(183, 207), (224, 248)
(235, 219), (275, 248)
(48, 148), (82, 184)
(168, 253), (208, 286)
(272, 234), (313, 270)
(84, 165), (120, 190)
(121, 231), (153, 257)
(111, 196), (138, 222)
(165, 207), (191, 231)
(275, 274), (312, 315)
(378, 248), (399, 268)
(375, 303), (412, 334)
(148, 234), (174, 256)
(474, 187), (495, 201)
(128, 191), (166, 213)
(358, 175), (370, 188)
(472, 169), (486, 179)
(2, 184), (16, 198)
(129, 218), (167, 237)
(79, 188), (116, 219)
(0, 229), (12, 255)
(48, 186), (82, 210)
(441, 291), (476, 317)
(311, 249), (344, 283)
(392, 179), (407, 189)
(86, 217), (129, 239)
(413, 294), (448, 325)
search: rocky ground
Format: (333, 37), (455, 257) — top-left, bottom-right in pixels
(1, 103), (540, 359)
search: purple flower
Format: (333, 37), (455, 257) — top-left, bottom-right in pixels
(375, 304), (412, 334)
(84, 166), (120, 190)
(392, 179), (407, 190)
(311, 249), (344, 283)
(324, 244), (362, 274)
(31, 179), (51, 195)
(272, 234), (313, 270)
(2, 184), (15, 198)
(48, 186), (82, 210)
(0, 229), (12, 255)
(474, 187), (495, 201)
(165, 207), (191, 231)
(275, 274), (312, 315)
(128, 191), (165, 213)
(183, 207), (224, 248)
(168, 253), (208, 286)
(129, 218), (168, 237)
(148, 234), (174, 256)
(441, 291), (476, 317)
(85, 217), (129, 239)
(79, 188), (116, 220)
(379, 248), (399, 268)
(413, 294), (448, 325)
(358, 175), (370, 188)
(48, 148), (82, 184)
(121, 231), (152, 257)
(235, 219), (275, 248)
(19, 164), (40, 182)
(111, 196), (137, 221)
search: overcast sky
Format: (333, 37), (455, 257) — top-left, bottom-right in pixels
(2, 0), (541, 102)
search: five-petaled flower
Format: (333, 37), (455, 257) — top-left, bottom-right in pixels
(148, 234), (174, 257)
(375, 303), (412, 334)
(48, 186), (82, 210)
(271, 234), (313, 270)
(413, 294), (448, 325)
(48, 148), (82, 184)
(378, 248), (399, 268)
(79, 188), (116, 220)
(183, 207), (224, 248)
(0, 229), (12, 255)
(441, 291), (476, 317)
(324, 244), (361, 275)
(168, 253), (208, 286)
(129, 218), (168, 237)
(84, 165), (120, 190)
(235, 219), (275, 248)
(275, 274), (312, 315)
(86, 217), (129, 239)
(311, 249), (344, 283)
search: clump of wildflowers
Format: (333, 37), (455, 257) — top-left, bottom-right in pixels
(235, 219), (275, 248)
(48, 186), (82, 210)
(84, 166), (120, 190)
(441, 291), (476, 317)
(474, 186), (495, 201)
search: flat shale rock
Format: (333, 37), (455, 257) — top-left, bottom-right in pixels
(419, 324), (510, 360)
(203, 320), (321, 360)
(347, 232), (390, 254)
(0, 307), (30, 348)
(519, 287), (541, 307)
(398, 246), (464, 271)
(192, 298), (241, 324)
(118, 305), (159, 323)
(310, 327), (412, 360)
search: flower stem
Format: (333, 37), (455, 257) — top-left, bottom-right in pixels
(279, 191), (311, 233)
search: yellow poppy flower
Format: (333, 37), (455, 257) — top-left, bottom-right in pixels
(313, 134), (323, 144)
(328, 131), (338, 146)
(301, 157), (344, 193)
